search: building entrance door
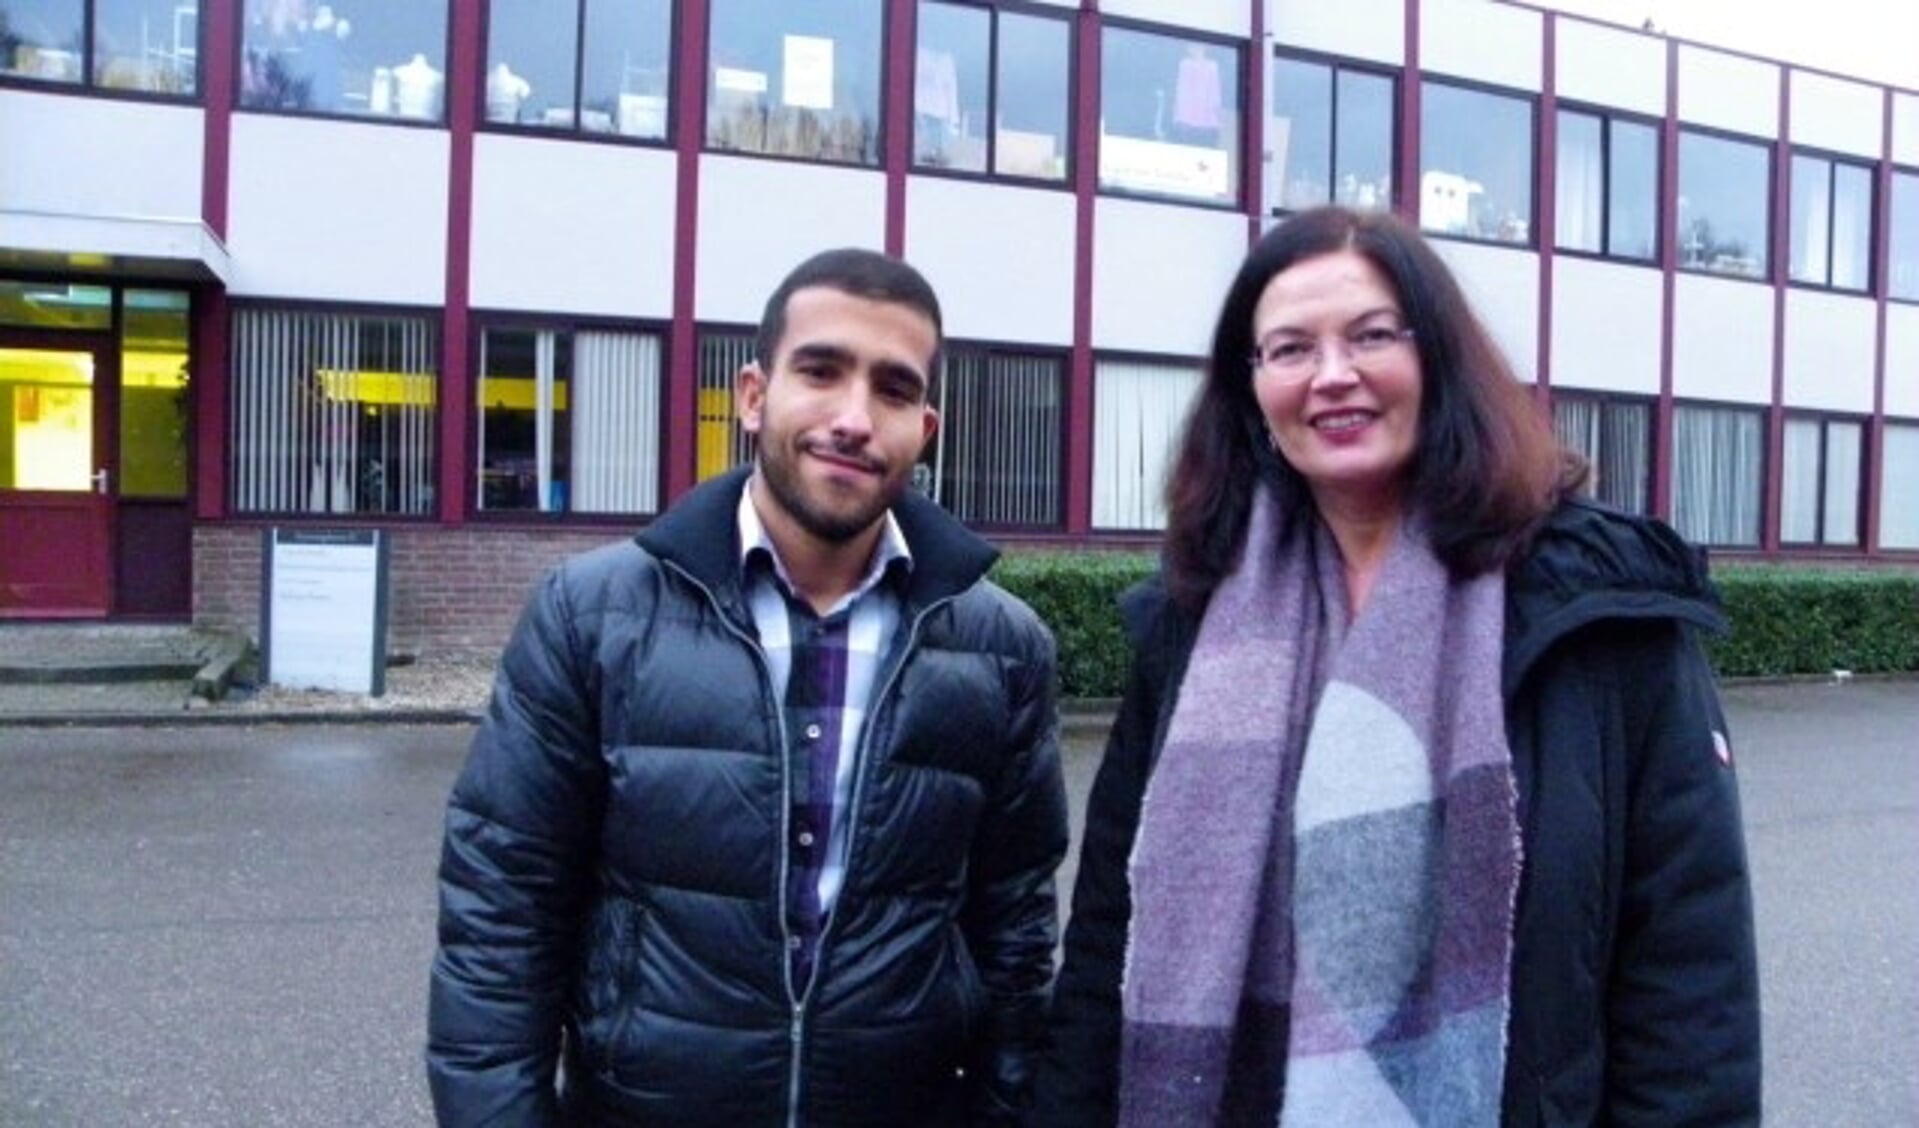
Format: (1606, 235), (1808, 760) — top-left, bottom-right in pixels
(0, 338), (117, 616)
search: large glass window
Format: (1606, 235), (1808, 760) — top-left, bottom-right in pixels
(239, 0), (448, 120)
(230, 308), (438, 515)
(1556, 108), (1658, 261)
(1098, 26), (1239, 206)
(1882, 422), (1919, 549)
(1419, 81), (1534, 244)
(1678, 131), (1770, 279)
(932, 347), (1062, 526)
(1780, 414), (1863, 546)
(1270, 54), (1393, 214)
(1893, 171), (1919, 302)
(0, 281), (112, 330)
(1552, 392), (1652, 514)
(483, 0), (670, 139)
(1671, 403), (1763, 546)
(914, 1), (1069, 182)
(1789, 153), (1873, 291)
(119, 290), (190, 499)
(706, 0), (879, 165)
(476, 325), (661, 516)
(1092, 357), (1199, 530)
(0, 0), (199, 94)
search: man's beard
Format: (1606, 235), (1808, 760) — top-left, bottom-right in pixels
(757, 436), (901, 544)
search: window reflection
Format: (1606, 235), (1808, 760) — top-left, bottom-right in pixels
(483, 0), (670, 139)
(1, 0), (86, 84)
(119, 290), (191, 499)
(1556, 109), (1656, 261)
(1420, 81), (1533, 244)
(91, 0), (198, 93)
(1893, 171), (1919, 302)
(913, 2), (1069, 182)
(239, 0), (449, 121)
(1100, 27), (1240, 205)
(1677, 131), (1769, 279)
(1274, 59), (1394, 213)
(706, 0), (880, 165)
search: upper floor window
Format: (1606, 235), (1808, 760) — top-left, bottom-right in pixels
(706, 0), (878, 165)
(1098, 26), (1240, 206)
(1269, 53), (1393, 213)
(1893, 170), (1919, 302)
(1, 0), (200, 95)
(1419, 81), (1533, 245)
(1556, 108), (1658, 261)
(1789, 152), (1873, 291)
(1677, 130), (1769, 279)
(913, 0), (1070, 183)
(475, 323), (663, 516)
(483, 0), (671, 140)
(240, 0), (449, 121)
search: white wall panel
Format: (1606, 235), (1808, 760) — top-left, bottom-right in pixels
(226, 116), (448, 303)
(1781, 289), (1876, 411)
(1091, 199), (1244, 356)
(1269, 0), (1405, 68)
(1884, 304), (1919, 418)
(1420, 0), (1541, 92)
(1893, 92), (1919, 166)
(1676, 45), (1779, 139)
(469, 135), (675, 318)
(695, 157), (884, 324)
(1789, 71), (1883, 158)
(0, 91), (201, 218)
(1554, 17), (1665, 117)
(1549, 258), (1662, 395)
(904, 178), (1074, 346)
(1672, 274), (1773, 403)
(1099, 0), (1247, 39)
(1432, 240), (1539, 382)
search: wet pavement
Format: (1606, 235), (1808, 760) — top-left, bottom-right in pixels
(0, 680), (1914, 1125)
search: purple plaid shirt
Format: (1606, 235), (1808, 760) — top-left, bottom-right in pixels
(738, 490), (909, 992)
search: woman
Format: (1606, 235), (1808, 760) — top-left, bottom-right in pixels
(1035, 207), (1759, 1126)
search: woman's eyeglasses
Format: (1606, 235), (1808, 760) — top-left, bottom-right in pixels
(1249, 323), (1415, 383)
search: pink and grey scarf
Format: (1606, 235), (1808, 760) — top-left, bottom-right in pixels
(1118, 485), (1520, 1126)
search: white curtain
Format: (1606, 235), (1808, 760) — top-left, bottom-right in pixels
(1092, 359), (1201, 530)
(1882, 424), (1919, 549)
(1780, 418), (1822, 543)
(1553, 395), (1650, 514)
(1823, 420), (1862, 546)
(1556, 112), (1604, 253)
(1830, 164), (1872, 291)
(1671, 405), (1762, 546)
(572, 332), (662, 514)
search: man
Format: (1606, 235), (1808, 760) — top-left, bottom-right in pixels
(427, 248), (1068, 1126)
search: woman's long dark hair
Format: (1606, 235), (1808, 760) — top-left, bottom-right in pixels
(1162, 206), (1582, 612)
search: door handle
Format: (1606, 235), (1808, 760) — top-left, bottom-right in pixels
(92, 468), (111, 495)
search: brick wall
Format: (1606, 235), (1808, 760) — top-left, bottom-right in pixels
(193, 524), (631, 656)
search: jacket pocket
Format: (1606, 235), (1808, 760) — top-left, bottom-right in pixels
(598, 898), (647, 1076)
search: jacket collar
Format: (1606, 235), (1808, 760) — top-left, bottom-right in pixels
(635, 465), (1001, 611)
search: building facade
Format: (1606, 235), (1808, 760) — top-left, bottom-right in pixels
(3, 0), (1917, 651)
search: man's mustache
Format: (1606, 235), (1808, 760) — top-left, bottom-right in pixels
(798, 435), (886, 475)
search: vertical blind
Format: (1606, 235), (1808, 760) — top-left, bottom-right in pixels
(1552, 395), (1651, 514)
(1092, 359), (1200, 530)
(936, 349), (1063, 526)
(231, 308), (437, 515)
(1671, 404), (1763, 546)
(697, 331), (756, 480)
(571, 331), (663, 514)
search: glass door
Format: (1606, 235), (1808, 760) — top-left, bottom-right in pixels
(0, 340), (117, 616)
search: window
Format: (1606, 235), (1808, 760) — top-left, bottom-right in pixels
(1789, 153), (1872, 291)
(1556, 109), (1658, 261)
(1780, 415), (1862, 546)
(1552, 393), (1652, 514)
(0, 0), (199, 94)
(0, 280), (112, 330)
(1419, 81), (1534, 245)
(1269, 54), (1393, 213)
(482, 0), (671, 139)
(475, 325), (662, 516)
(1886, 170), (1918, 301)
(695, 329), (754, 481)
(1882, 422), (1919, 549)
(932, 347), (1062, 525)
(120, 289), (190, 498)
(1098, 26), (1239, 206)
(240, 1), (448, 120)
(1677, 131), (1770, 279)
(1670, 403), (1763, 546)
(230, 308), (437, 515)
(1092, 357), (1199, 530)
(913, 1), (1069, 182)
(706, 0), (879, 165)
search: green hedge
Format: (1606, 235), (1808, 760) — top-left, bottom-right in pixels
(993, 553), (1919, 696)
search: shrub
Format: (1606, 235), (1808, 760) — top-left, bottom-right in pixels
(992, 552), (1156, 698)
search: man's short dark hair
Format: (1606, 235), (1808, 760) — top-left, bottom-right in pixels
(755, 248), (944, 369)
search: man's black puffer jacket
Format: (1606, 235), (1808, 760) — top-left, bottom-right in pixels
(429, 468), (1069, 1126)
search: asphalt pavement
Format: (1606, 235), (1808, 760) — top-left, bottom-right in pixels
(0, 679), (1913, 1125)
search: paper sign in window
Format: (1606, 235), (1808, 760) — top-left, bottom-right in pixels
(782, 35), (835, 110)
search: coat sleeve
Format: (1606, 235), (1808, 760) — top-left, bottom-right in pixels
(426, 568), (607, 1127)
(1606, 624), (1762, 1124)
(1027, 598), (1173, 1127)
(960, 617), (1071, 1125)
